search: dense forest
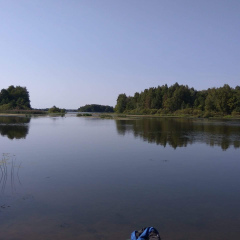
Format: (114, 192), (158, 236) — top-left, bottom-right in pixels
(78, 104), (114, 112)
(0, 85), (31, 110)
(115, 83), (240, 116)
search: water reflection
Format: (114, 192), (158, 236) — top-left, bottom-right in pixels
(115, 118), (240, 150)
(0, 117), (30, 140)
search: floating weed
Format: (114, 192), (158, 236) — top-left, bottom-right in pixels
(77, 113), (92, 117)
(100, 114), (113, 119)
(116, 114), (127, 118)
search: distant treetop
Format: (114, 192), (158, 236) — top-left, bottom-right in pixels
(78, 104), (114, 112)
(48, 106), (66, 113)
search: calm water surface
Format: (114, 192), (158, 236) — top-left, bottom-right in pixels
(0, 115), (240, 240)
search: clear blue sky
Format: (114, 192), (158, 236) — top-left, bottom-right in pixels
(1, 0), (240, 109)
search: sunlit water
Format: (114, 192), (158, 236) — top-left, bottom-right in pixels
(0, 115), (240, 240)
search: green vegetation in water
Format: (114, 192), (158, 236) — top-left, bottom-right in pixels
(77, 113), (92, 117)
(48, 106), (66, 114)
(78, 104), (114, 112)
(115, 83), (240, 118)
(99, 114), (113, 119)
(116, 114), (127, 118)
(0, 153), (21, 195)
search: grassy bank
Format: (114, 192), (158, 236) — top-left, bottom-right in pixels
(121, 108), (240, 119)
(0, 109), (47, 116)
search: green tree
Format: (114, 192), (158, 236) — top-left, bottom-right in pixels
(48, 106), (66, 113)
(0, 86), (31, 109)
(115, 94), (128, 113)
(78, 104), (114, 112)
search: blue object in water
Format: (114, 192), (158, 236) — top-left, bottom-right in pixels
(131, 227), (161, 240)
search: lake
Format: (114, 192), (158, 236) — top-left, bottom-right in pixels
(0, 115), (240, 240)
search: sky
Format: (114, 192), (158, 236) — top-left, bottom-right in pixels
(0, 0), (240, 109)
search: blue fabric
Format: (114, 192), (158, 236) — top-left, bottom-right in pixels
(131, 227), (159, 240)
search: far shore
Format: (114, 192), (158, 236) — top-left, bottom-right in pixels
(77, 112), (240, 120)
(1, 112), (240, 120)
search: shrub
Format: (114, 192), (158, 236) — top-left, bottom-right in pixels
(150, 109), (158, 114)
(193, 109), (203, 117)
(203, 111), (213, 118)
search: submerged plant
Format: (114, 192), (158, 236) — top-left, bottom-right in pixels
(77, 113), (92, 117)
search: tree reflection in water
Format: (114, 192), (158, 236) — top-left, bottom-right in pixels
(0, 116), (30, 140)
(115, 118), (240, 150)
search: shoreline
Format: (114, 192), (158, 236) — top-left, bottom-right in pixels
(1, 112), (240, 121)
(77, 112), (240, 120)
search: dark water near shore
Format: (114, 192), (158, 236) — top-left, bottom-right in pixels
(0, 115), (240, 240)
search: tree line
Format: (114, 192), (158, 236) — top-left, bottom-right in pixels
(2, 84), (240, 116)
(0, 85), (31, 110)
(115, 83), (240, 116)
(78, 104), (114, 112)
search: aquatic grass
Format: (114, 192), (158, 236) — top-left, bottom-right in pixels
(100, 114), (113, 119)
(0, 153), (21, 196)
(77, 113), (92, 117)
